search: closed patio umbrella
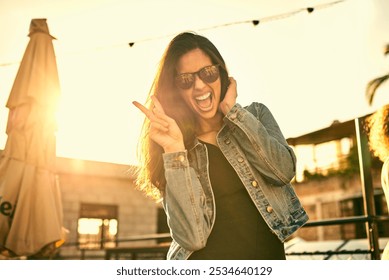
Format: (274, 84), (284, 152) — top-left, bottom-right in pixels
(0, 18), (66, 258)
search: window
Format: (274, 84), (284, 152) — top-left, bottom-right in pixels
(295, 138), (355, 182)
(77, 203), (118, 249)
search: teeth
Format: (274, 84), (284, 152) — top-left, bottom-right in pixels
(195, 92), (211, 101)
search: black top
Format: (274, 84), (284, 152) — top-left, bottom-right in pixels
(189, 142), (285, 260)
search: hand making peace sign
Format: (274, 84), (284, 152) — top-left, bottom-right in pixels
(133, 95), (185, 153)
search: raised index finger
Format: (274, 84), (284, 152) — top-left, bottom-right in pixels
(132, 101), (151, 118)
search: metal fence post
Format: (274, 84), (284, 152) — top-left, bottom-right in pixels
(355, 117), (381, 260)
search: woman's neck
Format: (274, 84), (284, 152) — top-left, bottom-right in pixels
(196, 113), (223, 146)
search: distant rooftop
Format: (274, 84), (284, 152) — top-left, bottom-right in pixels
(287, 113), (372, 146)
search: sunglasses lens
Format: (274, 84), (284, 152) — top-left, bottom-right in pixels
(175, 65), (220, 90)
(176, 73), (194, 89)
(199, 65), (219, 83)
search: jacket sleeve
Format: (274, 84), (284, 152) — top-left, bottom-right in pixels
(223, 102), (296, 185)
(161, 150), (211, 251)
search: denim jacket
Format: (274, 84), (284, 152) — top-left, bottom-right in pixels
(162, 102), (308, 260)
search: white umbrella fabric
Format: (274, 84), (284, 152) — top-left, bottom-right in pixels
(0, 18), (66, 258)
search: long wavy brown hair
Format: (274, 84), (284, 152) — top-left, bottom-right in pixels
(134, 32), (230, 200)
(367, 104), (389, 162)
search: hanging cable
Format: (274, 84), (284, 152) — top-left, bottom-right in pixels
(128, 0), (344, 47)
(0, 0), (345, 66)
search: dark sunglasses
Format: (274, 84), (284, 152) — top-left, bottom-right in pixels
(175, 64), (220, 90)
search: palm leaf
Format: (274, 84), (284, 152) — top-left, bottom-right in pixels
(366, 74), (389, 105)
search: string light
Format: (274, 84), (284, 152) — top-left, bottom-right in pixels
(252, 20), (260, 26)
(0, 0), (345, 65)
(127, 0), (344, 47)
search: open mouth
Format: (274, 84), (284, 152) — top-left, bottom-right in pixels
(194, 92), (213, 111)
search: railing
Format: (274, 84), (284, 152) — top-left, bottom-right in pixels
(354, 117), (380, 259)
(58, 215), (389, 260)
(59, 233), (172, 260)
(105, 243), (170, 260)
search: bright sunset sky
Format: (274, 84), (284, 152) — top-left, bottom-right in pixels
(0, 0), (388, 166)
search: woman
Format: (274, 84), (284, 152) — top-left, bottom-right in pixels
(133, 32), (308, 260)
(367, 104), (389, 260)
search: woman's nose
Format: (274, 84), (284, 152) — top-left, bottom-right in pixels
(193, 73), (206, 90)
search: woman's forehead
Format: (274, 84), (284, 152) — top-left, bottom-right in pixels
(176, 48), (212, 73)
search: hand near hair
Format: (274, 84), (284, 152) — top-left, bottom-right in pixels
(133, 95), (185, 153)
(219, 77), (237, 115)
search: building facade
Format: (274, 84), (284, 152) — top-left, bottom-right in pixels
(55, 157), (162, 259)
(287, 116), (389, 243)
